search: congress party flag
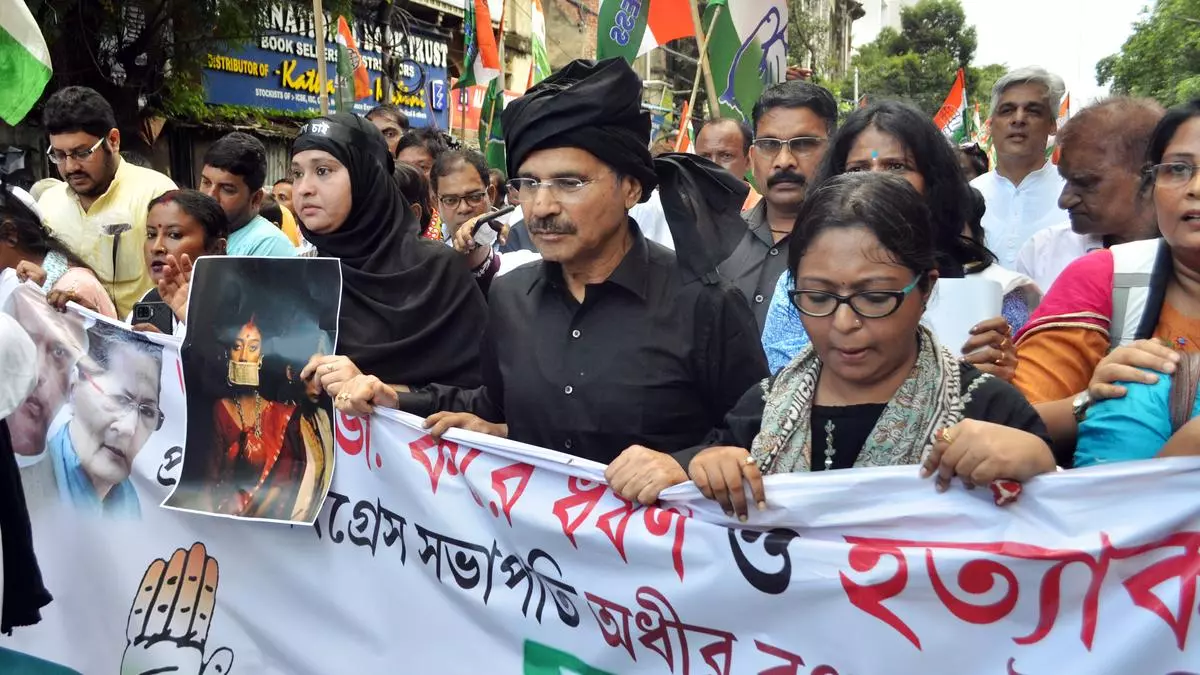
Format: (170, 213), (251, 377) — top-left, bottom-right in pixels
(704, 0), (789, 122)
(0, 0), (52, 125)
(527, 0), (552, 90)
(478, 78), (506, 172)
(334, 16), (371, 113)
(596, 0), (695, 63)
(456, 0), (501, 90)
(934, 68), (967, 143)
(1049, 92), (1071, 163)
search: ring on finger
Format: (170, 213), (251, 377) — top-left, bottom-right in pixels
(742, 455), (757, 467)
(336, 391), (350, 403)
(937, 428), (953, 444)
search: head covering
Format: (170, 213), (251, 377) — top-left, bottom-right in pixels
(503, 58), (747, 282)
(504, 58), (658, 202)
(291, 113), (486, 386)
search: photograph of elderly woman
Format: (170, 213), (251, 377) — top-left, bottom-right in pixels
(164, 257), (341, 524)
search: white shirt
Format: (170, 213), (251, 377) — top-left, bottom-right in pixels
(630, 190), (674, 250)
(971, 163), (1067, 269)
(1014, 221), (1104, 294)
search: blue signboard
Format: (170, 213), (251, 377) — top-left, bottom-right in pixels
(203, 4), (451, 129)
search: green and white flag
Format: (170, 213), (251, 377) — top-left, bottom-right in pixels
(478, 78), (506, 172)
(596, 0), (694, 64)
(704, 0), (789, 122)
(528, 0), (551, 88)
(0, 0), (52, 125)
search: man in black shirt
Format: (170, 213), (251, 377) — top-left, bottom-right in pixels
(718, 81), (838, 330)
(333, 58), (767, 501)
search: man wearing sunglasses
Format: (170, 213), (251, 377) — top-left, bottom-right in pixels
(718, 80), (838, 331)
(48, 321), (164, 517)
(37, 87), (176, 318)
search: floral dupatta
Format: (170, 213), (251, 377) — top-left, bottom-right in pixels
(750, 326), (965, 474)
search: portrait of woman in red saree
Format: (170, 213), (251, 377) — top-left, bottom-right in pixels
(207, 317), (306, 520)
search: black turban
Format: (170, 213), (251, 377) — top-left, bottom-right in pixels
(291, 113), (487, 387)
(503, 58), (748, 282)
(503, 58), (658, 203)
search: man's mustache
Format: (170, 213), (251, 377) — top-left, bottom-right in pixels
(527, 218), (578, 235)
(767, 171), (807, 189)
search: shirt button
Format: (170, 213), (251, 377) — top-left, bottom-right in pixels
(571, 329), (581, 339)
(564, 439), (573, 450)
(564, 385), (574, 395)
(769, 248), (779, 256)
(754, 294), (764, 303)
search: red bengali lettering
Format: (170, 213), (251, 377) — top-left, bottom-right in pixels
(839, 533), (1200, 652)
(754, 640), (805, 675)
(336, 412), (377, 469)
(839, 540), (920, 648)
(408, 434), (481, 493)
(552, 477), (606, 547)
(644, 505), (689, 582)
(584, 592), (638, 661)
(926, 549), (1019, 624)
(487, 461), (535, 525)
(1113, 532), (1200, 650)
(596, 497), (639, 563)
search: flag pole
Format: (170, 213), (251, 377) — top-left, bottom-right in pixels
(687, 1), (721, 117)
(314, 0), (328, 115)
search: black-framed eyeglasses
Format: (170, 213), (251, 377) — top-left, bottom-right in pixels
(751, 136), (827, 158)
(506, 177), (599, 203)
(46, 137), (105, 165)
(79, 367), (165, 431)
(438, 190), (488, 209)
(789, 276), (922, 319)
(1146, 162), (1200, 188)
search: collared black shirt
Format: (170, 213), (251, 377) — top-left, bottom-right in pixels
(718, 200), (790, 332)
(396, 221), (769, 465)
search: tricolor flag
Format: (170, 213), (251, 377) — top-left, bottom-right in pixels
(596, 0), (695, 63)
(674, 100), (693, 153)
(334, 16), (371, 113)
(527, 0), (551, 90)
(1048, 92), (1071, 163)
(704, 0), (789, 122)
(0, 0), (52, 125)
(478, 78), (506, 172)
(934, 68), (967, 142)
(455, 0), (501, 90)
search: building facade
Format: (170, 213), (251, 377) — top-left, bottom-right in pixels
(794, 0), (866, 79)
(852, 0), (918, 47)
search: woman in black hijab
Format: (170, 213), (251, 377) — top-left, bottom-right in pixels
(294, 113), (487, 393)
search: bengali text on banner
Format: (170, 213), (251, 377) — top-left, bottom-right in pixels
(1, 281), (1199, 673)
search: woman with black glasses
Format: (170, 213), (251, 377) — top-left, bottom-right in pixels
(675, 173), (1054, 521)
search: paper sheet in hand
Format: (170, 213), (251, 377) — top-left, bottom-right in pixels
(923, 277), (1003, 356)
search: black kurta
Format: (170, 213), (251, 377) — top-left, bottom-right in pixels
(396, 222), (769, 465)
(675, 361), (1056, 469)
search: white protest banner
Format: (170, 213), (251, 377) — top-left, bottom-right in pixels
(923, 277), (1003, 355)
(2, 290), (1200, 674)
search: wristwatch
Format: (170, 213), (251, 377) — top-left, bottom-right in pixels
(1072, 391), (1091, 423)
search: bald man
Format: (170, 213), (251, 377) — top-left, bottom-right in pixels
(695, 118), (761, 211)
(1015, 97), (1165, 291)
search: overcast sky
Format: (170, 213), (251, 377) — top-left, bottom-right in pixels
(961, 0), (1150, 106)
